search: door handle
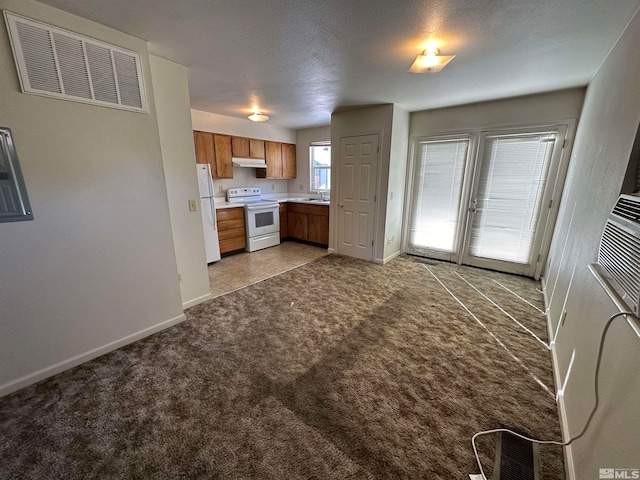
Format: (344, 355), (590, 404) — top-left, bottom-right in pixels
(338, 203), (344, 208)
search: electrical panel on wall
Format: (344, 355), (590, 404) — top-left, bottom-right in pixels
(0, 127), (33, 223)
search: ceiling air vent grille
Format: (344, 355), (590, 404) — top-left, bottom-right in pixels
(598, 194), (640, 315)
(4, 11), (147, 112)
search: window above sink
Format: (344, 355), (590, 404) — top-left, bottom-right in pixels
(310, 143), (330, 193)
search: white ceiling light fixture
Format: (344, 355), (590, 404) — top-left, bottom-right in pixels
(408, 48), (455, 73)
(248, 111), (269, 122)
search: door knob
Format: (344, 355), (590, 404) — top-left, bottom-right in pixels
(338, 203), (344, 208)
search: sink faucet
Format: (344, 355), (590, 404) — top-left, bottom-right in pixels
(319, 191), (327, 201)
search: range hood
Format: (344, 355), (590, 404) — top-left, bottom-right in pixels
(232, 157), (267, 168)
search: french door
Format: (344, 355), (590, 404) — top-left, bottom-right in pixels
(407, 135), (473, 262)
(406, 125), (568, 278)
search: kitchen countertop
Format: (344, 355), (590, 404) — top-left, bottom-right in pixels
(214, 196), (330, 209)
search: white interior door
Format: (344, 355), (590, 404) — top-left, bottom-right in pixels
(337, 134), (379, 260)
(461, 127), (567, 276)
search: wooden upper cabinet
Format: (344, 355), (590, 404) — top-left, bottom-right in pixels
(214, 134), (233, 179)
(265, 141), (283, 178)
(231, 136), (250, 158)
(282, 143), (296, 179)
(249, 139), (265, 159)
(194, 131), (217, 177)
(194, 131), (290, 181)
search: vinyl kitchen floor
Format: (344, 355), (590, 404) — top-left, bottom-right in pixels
(208, 241), (328, 298)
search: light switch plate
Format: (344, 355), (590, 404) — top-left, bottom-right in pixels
(188, 199), (197, 212)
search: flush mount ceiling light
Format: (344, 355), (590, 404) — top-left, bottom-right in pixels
(408, 48), (455, 73)
(248, 111), (269, 122)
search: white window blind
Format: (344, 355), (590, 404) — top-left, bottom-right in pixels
(469, 132), (556, 264)
(409, 138), (469, 254)
(4, 12), (147, 112)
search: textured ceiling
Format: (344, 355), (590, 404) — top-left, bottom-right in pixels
(36, 0), (640, 128)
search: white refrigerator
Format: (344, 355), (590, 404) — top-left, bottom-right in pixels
(197, 164), (221, 263)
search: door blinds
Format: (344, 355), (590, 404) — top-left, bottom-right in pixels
(469, 132), (556, 264)
(409, 138), (469, 254)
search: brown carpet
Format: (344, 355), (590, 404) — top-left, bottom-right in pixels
(0, 254), (564, 479)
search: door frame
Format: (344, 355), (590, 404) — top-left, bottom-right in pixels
(402, 120), (575, 279)
(334, 132), (381, 261)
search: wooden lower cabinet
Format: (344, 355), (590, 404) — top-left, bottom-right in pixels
(279, 203), (288, 239)
(216, 207), (246, 254)
(308, 214), (329, 245)
(287, 212), (308, 240)
(286, 202), (329, 246)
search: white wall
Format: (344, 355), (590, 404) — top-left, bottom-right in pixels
(330, 105), (394, 261)
(291, 126), (331, 194)
(410, 88), (585, 135)
(192, 110), (296, 143)
(0, 0), (184, 396)
(150, 56), (211, 310)
(191, 110), (296, 197)
(543, 9), (640, 478)
(382, 105), (409, 262)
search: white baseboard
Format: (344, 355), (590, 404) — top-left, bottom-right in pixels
(545, 292), (576, 480)
(382, 250), (401, 264)
(550, 341), (576, 480)
(0, 313), (187, 398)
(182, 292), (213, 310)
(541, 276), (549, 307)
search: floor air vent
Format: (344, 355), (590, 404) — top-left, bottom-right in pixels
(492, 432), (540, 480)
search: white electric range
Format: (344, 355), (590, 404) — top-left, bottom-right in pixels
(226, 187), (280, 252)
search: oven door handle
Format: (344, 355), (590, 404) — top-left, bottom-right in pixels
(246, 204), (278, 211)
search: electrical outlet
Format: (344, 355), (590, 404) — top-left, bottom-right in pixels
(299, 184), (304, 191)
(271, 183), (275, 191)
(218, 185), (224, 193)
(188, 199), (197, 212)
(178, 273), (182, 283)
